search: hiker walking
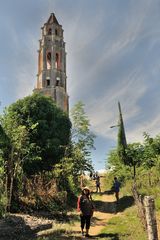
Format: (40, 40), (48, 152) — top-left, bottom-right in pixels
(95, 175), (101, 193)
(77, 186), (94, 237)
(113, 177), (120, 202)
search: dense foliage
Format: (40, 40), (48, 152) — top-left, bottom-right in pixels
(106, 131), (160, 198)
(0, 94), (72, 213)
(1, 93), (71, 175)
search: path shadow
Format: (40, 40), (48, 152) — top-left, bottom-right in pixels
(94, 200), (116, 214)
(29, 209), (79, 223)
(93, 195), (134, 214)
(29, 210), (66, 221)
(39, 236), (84, 240)
(92, 190), (114, 195)
(34, 229), (83, 240)
(54, 235), (119, 240)
(0, 215), (52, 240)
(0, 215), (35, 240)
(116, 196), (134, 212)
(93, 233), (119, 239)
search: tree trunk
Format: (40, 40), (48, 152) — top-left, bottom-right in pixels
(133, 165), (136, 182)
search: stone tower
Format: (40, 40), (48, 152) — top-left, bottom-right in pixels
(34, 13), (69, 112)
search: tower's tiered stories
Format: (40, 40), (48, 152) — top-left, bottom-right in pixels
(34, 13), (69, 112)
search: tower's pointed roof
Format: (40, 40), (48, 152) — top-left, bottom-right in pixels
(47, 13), (59, 25)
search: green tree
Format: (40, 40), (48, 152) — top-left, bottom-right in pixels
(70, 101), (95, 175)
(0, 94), (71, 211)
(125, 143), (144, 179)
(143, 133), (156, 169)
(142, 133), (160, 186)
(1, 93), (71, 175)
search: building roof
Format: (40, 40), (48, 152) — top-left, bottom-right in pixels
(47, 13), (59, 25)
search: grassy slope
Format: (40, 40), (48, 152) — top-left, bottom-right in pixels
(100, 205), (147, 240)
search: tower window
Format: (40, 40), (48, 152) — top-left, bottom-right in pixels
(48, 28), (52, 35)
(56, 77), (60, 86)
(55, 53), (60, 69)
(46, 79), (50, 86)
(55, 29), (58, 35)
(47, 52), (51, 69)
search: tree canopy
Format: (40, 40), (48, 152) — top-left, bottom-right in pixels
(1, 93), (71, 175)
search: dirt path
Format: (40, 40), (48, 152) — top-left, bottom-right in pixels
(65, 188), (119, 239)
(90, 193), (117, 236)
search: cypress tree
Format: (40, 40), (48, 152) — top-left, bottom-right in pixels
(117, 102), (127, 164)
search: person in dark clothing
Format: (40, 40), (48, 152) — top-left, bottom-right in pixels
(78, 186), (94, 237)
(113, 177), (120, 202)
(95, 175), (101, 193)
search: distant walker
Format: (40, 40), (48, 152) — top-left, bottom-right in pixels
(113, 177), (120, 202)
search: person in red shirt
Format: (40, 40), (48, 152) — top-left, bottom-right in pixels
(77, 186), (94, 237)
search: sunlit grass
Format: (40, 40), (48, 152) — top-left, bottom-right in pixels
(100, 205), (147, 240)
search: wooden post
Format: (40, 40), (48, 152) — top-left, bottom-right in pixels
(143, 196), (158, 240)
(132, 184), (147, 230)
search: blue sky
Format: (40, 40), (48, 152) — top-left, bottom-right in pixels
(1, 0), (160, 171)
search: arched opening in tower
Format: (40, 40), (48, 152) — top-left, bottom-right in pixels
(55, 53), (60, 69)
(47, 52), (51, 69)
(55, 29), (58, 35)
(56, 77), (60, 86)
(46, 79), (50, 87)
(48, 28), (52, 35)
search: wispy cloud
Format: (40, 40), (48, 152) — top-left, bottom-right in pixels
(65, 0), (160, 149)
(126, 112), (160, 143)
(67, 0), (152, 94)
(86, 68), (148, 138)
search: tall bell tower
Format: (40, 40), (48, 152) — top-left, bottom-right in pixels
(34, 13), (69, 112)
